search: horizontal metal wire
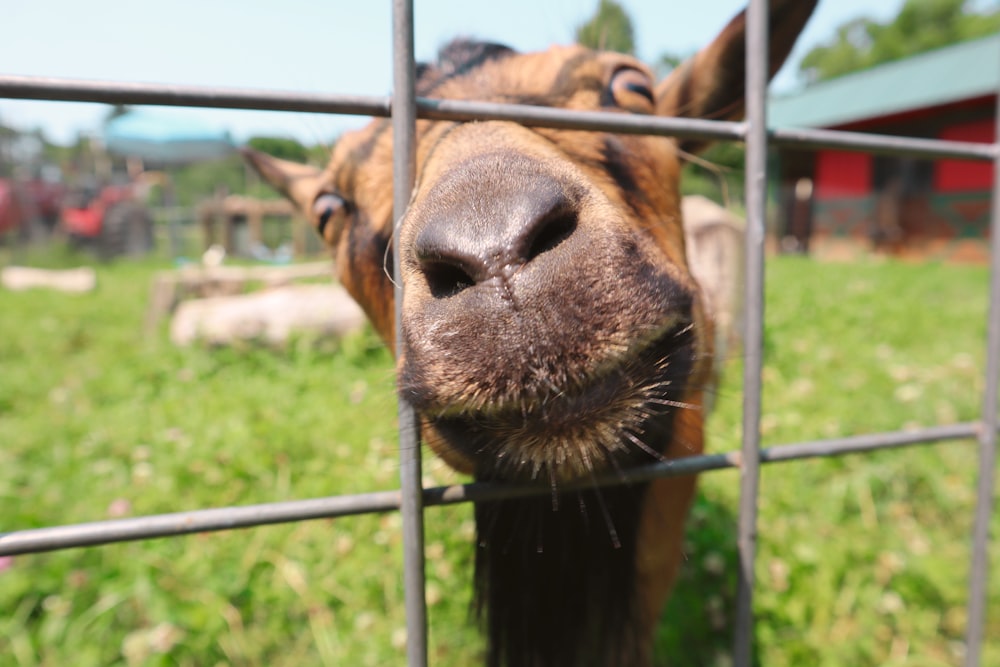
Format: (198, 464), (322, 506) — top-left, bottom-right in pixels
(416, 98), (747, 143)
(0, 74), (391, 117)
(0, 421), (979, 557)
(420, 101), (998, 160)
(1, 75), (995, 160)
(770, 126), (997, 161)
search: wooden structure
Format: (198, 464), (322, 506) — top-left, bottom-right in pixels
(770, 35), (999, 262)
(197, 194), (311, 258)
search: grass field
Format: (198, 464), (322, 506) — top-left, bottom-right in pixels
(0, 247), (997, 666)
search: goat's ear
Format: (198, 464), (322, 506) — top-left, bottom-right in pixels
(655, 0), (817, 153)
(242, 148), (324, 217)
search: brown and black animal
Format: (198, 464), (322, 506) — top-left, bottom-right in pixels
(246, 2), (815, 664)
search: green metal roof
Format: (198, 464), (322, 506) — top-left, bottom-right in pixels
(769, 34), (1000, 129)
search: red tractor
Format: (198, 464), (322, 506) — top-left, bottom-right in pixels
(61, 181), (155, 259)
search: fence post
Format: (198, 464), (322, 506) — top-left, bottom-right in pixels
(962, 78), (1000, 667)
(734, 0), (769, 663)
(391, 0), (428, 665)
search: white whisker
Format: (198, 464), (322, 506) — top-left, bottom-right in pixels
(587, 473), (621, 549)
(646, 397), (700, 411)
(624, 430), (666, 462)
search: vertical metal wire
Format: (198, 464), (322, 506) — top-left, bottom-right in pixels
(962, 84), (1000, 667)
(391, 0), (428, 665)
(734, 0), (769, 663)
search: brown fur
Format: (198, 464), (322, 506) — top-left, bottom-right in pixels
(246, 2), (815, 664)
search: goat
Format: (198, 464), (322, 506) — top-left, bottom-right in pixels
(245, 2), (816, 664)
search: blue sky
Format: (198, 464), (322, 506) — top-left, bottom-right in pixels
(0, 1), (906, 146)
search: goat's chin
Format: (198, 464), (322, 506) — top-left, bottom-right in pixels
(421, 324), (698, 483)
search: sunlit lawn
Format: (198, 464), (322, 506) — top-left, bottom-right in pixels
(0, 246), (996, 666)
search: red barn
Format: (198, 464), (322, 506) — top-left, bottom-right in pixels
(770, 34), (999, 262)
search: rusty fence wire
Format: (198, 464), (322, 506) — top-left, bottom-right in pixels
(1, 1), (998, 665)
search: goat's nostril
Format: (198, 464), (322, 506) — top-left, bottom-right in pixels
(524, 209), (578, 263)
(411, 165), (581, 298)
(423, 260), (477, 299)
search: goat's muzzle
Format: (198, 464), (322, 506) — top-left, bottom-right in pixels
(396, 123), (699, 481)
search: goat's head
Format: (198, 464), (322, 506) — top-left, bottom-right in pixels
(247, 1), (815, 664)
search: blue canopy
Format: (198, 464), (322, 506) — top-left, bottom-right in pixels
(103, 108), (236, 164)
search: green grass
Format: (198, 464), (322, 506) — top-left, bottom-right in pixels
(0, 249), (997, 666)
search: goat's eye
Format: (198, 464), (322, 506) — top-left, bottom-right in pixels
(312, 192), (348, 242)
(609, 67), (655, 113)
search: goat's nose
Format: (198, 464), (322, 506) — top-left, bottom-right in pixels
(413, 171), (579, 298)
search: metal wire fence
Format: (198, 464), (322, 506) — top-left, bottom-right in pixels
(1, 1), (997, 665)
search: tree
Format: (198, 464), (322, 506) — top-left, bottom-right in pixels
(246, 136), (309, 163)
(306, 141), (334, 166)
(653, 51), (686, 78)
(575, 0), (635, 54)
(104, 104), (132, 122)
(799, 0), (1000, 83)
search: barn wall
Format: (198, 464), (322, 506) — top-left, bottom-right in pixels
(787, 103), (996, 262)
(814, 151), (872, 199)
(936, 117), (995, 193)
